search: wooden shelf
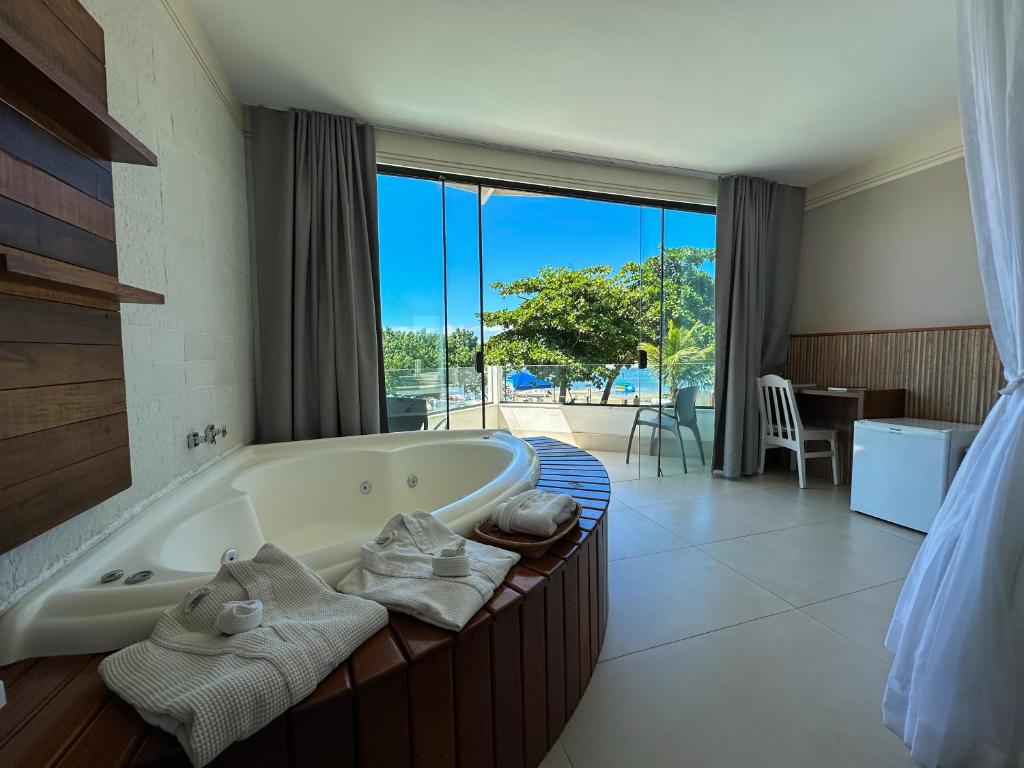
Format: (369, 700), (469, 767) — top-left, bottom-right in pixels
(0, 246), (164, 305)
(0, 17), (156, 167)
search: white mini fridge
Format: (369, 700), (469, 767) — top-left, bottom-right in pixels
(851, 418), (980, 532)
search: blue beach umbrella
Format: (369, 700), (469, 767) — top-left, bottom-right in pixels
(508, 370), (553, 390)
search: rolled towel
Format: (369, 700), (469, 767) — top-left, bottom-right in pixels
(432, 540), (471, 577)
(215, 599), (263, 635)
(492, 489), (576, 537)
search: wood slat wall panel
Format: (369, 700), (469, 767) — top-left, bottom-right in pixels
(39, 0), (105, 64)
(1, 445), (131, 551)
(0, 273), (118, 310)
(786, 326), (1001, 425)
(0, 412), (128, 491)
(0, 101), (113, 205)
(0, 293), (120, 344)
(0, 148), (115, 239)
(0, 378), (126, 440)
(0, 341), (123, 390)
(0, 195), (117, 275)
(0, 0), (107, 106)
(0, 0), (141, 567)
(2, 245), (120, 294)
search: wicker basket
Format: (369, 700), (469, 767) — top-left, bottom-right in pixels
(473, 504), (582, 559)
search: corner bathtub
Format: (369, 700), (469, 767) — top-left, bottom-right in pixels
(0, 429), (539, 664)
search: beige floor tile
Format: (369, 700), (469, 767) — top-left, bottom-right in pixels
(563, 611), (915, 768)
(765, 481), (926, 543)
(589, 449), (659, 482)
(610, 472), (737, 508)
(607, 502), (689, 561)
(851, 513), (928, 544)
(636, 488), (841, 545)
(699, 516), (920, 606)
(765, 479), (852, 512)
(802, 580), (905, 662)
(538, 741), (573, 768)
(602, 547), (790, 659)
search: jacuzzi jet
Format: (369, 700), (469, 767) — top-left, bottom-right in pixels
(221, 549), (238, 565)
(100, 569), (124, 584)
(125, 570), (153, 585)
(360, 481), (372, 495)
(407, 474), (418, 488)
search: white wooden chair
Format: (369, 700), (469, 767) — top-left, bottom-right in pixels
(756, 374), (839, 488)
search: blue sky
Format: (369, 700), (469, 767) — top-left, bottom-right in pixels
(377, 174), (716, 333)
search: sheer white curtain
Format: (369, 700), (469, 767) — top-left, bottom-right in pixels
(883, 1), (1024, 766)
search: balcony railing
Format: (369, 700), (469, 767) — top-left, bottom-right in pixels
(384, 361), (715, 412)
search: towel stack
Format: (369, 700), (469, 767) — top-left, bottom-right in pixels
(492, 489), (576, 537)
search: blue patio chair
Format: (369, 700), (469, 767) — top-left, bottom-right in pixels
(625, 385), (705, 473)
(386, 395), (429, 431)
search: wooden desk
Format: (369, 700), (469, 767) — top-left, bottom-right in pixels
(792, 387), (906, 484)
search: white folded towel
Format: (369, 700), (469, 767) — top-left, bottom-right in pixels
(215, 600), (263, 635)
(492, 489), (576, 538)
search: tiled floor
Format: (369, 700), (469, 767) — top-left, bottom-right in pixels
(540, 451), (924, 768)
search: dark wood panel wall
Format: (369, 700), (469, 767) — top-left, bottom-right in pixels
(785, 325), (1001, 425)
(0, 2), (142, 554)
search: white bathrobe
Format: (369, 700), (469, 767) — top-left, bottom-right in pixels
(99, 544), (388, 768)
(338, 511), (520, 631)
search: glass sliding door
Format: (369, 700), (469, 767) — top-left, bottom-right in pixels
(442, 182), (485, 429)
(377, 168), (716, 470)
(377, 174), (445, 431)
(655, 208), (717, 474)
(480, 185), (644, 476)
(629, 205), (665, 477)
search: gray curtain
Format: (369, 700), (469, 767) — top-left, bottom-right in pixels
(248, 106), (387, 442)
(712, 176), (805, 478)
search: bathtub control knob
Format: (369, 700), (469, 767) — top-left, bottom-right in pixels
(100, 569), (124, 584)
(221, 549), (238, 565)
(360, 481), (372, 495)
(407, 474), (418, 488)
(125, 570), (153, 585)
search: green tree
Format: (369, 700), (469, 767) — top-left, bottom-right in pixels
(381, 327), (480, 395)
(482, 265), (638, 403)
(482, 246), (715, 403)
(382, 328), (443, 372)
(639, 320), (714, 400)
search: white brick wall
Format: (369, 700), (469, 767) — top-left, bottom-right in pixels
(0, 0), (255, 613)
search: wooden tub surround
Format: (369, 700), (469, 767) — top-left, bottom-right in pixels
(0, 438), (610, 768)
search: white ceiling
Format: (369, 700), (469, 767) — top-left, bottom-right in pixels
(192, 0), (959, 186)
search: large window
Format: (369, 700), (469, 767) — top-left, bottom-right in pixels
(377, 169), (716, 475)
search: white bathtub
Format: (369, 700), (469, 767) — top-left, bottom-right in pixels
(0, 429), (538, 664)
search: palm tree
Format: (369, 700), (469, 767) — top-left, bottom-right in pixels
(639, 320), (714, 400)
